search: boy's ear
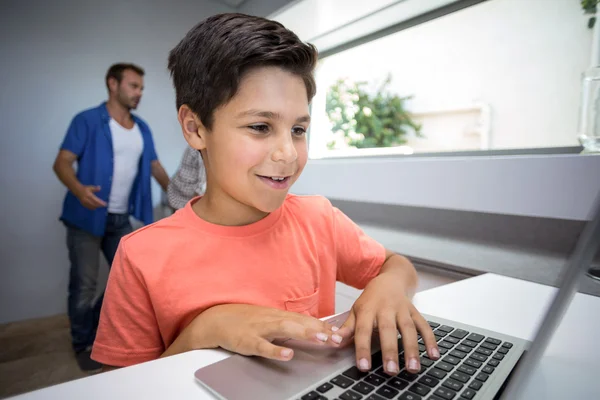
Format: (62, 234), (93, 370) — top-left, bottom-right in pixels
(178, 105), (207, 150)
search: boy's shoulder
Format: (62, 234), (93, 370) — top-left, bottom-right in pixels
(119, 212), (190, 257)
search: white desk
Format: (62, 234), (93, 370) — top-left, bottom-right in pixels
(12, 273), (600, 399)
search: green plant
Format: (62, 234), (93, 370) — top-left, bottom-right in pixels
(325, 75), (422, 149)
(582, 0), (600, 28)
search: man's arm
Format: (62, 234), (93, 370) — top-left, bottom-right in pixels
(151, 160), (170, 192)
(53, 150), (107, 209)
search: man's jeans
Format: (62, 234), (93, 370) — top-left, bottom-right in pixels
(65, 213), (132, 353)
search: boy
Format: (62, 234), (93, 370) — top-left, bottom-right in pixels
(92, 13), (439, 377)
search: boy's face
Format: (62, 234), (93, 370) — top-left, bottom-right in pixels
(198, 66), (310, 214)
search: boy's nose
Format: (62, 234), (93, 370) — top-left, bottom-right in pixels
(271, 134), (298, 163)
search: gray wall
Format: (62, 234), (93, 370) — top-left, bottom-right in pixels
(0, 0), (236, 324)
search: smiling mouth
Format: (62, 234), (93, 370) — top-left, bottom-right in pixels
(257, 175), (290, 182)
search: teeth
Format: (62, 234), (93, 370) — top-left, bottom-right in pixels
(271, 177), (285, 181)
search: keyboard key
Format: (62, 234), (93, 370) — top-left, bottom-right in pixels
(457, 364), (477, 376)
(493, 353), (505, 361)
(487, 359), (500, 367)
(434, 330), (448, 337)
(420, 357), (435, 367)
(436, 362), (455, 372)
(456, 345), (472, 353)
(449, 350), (467, 359)
(449, 329), (469, 339)
(485, 337), (501, 345)
(344, 366), (369, 380)
(418, 344), (427, 352)
(502, 342), (514, 349)
(364, 374), (386, 387)
(438, 325), (455, 333)
(463, 359), (482, 369)
(316, 382), (334, 393)
(419, 375), (440, 388)
(374, 367), (389, 378)
(428, 321), (440, 329)
(435, 334), (444, 342)
(445, 336), (460, 344)
(427, 368), (448, 379)
(434, 386), (457, 399)
(475, 372), (489, 382)
(498, 347), (510, 355)
(442, 356), (460, 365)
(409, 383), (431, 396)
(399, 370), (419, 382)
(429, 397), (445, 400)
(442, 378), (464, 391)
(439, 347), (449, 355)
(475, 347), (493, 356)
(482, 365), (495, 374)
(399, 393), (421, 400)
(469, 380), (483, 390)
(439, 341), (455, 349)
(466, 333), (484, 343)
(366, 395), (386, 400)
(375, 385), (399, 399)
(480, 342), (498, 351)
(387, 377), (409, 391)
(340, 389), (363, 400)
(461, 340), (477, 348)
(332, 375), (354, 389)
(353, 382), (376, 395)
(301, 391), (321, 400)
(469, 353), (488, 363)
(372, 353), (384, 369)
(461, 388), (477, 399)
(449, 371), (470, 383)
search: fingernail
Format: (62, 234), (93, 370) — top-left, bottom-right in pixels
(281, 349), (293, 358)
(316, 333), (328, 342)
(331, 326), (339, 332)
(332, 334), (343, 344)
(386, 361), (398, 374)
(431, 347), (440, 359)
(408, 358), (419, 371)
(358, 358), (369, 370)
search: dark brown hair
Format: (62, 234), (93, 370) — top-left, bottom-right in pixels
(105, 63), (145, 90)
(168, 13), (318, 130)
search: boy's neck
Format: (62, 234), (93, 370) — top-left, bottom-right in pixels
(192, 190), (270, 226)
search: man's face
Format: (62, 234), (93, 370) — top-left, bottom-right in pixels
(201, 66), (310, 214)
(114, 69), (144, 110)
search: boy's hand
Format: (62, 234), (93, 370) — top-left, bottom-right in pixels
(185, 304), (343, 361)
(337, 256), (440, 376)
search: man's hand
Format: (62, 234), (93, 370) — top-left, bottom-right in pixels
(337, 253), (440, 376)
(164, 304), (343, 361)
(75, 185), (107, 210)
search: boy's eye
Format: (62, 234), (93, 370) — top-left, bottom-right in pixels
(249, 124), (269, 134)
(292, 126), (307, 136)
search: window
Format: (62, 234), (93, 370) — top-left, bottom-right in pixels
(308, 0), (591, 159)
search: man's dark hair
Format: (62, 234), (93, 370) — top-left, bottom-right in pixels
(105, 63), (145, 90)
(168, 13), (318, 130)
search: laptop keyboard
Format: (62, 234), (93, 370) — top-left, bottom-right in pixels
(299, 321), (513, 400)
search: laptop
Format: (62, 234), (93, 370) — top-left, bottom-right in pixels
(194, 191), (600, 400)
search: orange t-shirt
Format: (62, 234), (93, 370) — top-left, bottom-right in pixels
(91, 194), (386, 367)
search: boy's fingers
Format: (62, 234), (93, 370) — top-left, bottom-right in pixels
(412, 310), (439, 360)
(237, 336), (295, 361)
(266, 317), (339, 345)
(336, 311), (356, 342)
(353, 310), (376, 372)
(397, 313), (421, 374)
(376, 311), (400, 375)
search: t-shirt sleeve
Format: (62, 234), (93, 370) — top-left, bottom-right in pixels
(91, 241), (164, 367)
(333, 207), (387, 289)
(60, 114), (88, 156)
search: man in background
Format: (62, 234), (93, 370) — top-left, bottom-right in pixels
(167, 146), (206, 209)
(52, 63), (170, 371)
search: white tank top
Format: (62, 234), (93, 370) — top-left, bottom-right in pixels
(107, 118), (143, 214)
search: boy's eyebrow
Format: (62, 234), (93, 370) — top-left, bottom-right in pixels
(237, 109), (311, 123)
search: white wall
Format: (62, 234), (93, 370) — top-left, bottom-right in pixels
(0, 0), (235, 324)
(312, 0), (591, 151)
